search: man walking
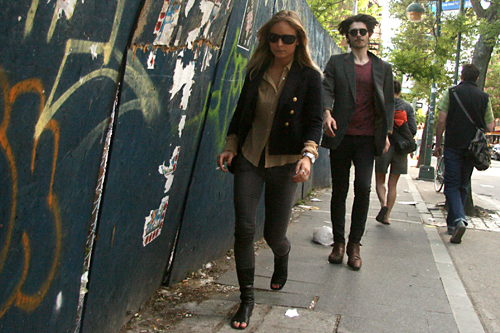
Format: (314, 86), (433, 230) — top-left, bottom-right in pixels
(322, 14), (394, 270)
(434, 64), (494, 244)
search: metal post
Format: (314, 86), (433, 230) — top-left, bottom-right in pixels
(417, 0), (442, 180)
(453, 0), (465, 85)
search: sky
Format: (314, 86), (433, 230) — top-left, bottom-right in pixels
(379, 0), (400, 51)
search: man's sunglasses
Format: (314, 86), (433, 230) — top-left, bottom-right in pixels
(348, 29), (368, 37)
(268, 33), (297, 44)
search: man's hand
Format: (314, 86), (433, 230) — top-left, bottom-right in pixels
(323, 112), (337, 138)
(433, 144), (443, 158)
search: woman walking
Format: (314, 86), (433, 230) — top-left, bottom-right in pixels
(217, 10), (323, 329)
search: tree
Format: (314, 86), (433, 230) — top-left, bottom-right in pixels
(307, 0), (382, 51)
(484, 50), (500, 118)
(386, 0), (479, 104)
(470, 0), (500, 90)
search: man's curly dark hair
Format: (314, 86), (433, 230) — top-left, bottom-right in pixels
(338, 14), (379, 40)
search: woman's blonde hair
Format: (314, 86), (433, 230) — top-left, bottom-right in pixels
(246, 10), (321, 78)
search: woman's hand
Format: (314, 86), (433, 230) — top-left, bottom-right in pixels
(382, 135), (390, 154)
(323, 112), (337, 138)
(217, 151), (235, 173)
(293, 156), (311, 183)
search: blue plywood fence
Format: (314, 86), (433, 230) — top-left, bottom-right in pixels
(0, 0), (340, 332)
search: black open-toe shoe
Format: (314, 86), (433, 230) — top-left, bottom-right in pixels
(270, 251), (289, 291)
(231, 268), (254, 330)
(231, 296), (254, 330)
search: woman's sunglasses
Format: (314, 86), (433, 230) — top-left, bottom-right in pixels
(268, 33), (297, 45)
(348, 29), (368, 37)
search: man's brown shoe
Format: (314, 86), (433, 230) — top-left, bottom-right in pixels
(328, 242), (345, 264)
(346, 242), (362, 270)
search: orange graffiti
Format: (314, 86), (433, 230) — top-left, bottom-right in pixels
(0, 66), (62, 317)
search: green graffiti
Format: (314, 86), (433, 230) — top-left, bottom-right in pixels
(207, 27), (253, 151)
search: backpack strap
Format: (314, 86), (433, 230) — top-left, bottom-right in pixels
(450, 87), (480, 131)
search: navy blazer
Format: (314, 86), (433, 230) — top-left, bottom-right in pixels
(228, 61), (323, 155)
(321, 52), (394, 156)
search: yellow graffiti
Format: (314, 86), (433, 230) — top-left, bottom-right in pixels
(24, 0), (39, 39)
(0, 68), (62, 317)
(32, 0), (161, 141)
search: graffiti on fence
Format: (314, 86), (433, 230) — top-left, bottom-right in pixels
(0, 67), (62, 318)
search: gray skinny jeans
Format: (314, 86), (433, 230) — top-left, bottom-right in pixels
(233, 155), (298, 270)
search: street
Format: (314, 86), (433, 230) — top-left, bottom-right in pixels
(472, 159), (500, 211)
(410, 158), (500, 333)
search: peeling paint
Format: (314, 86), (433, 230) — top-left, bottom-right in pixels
(56, 0), (79, 20)
(143, 146), (181, 247)
(238, 0), (256, 50)
(90, 44), (98, 60)
(147, 51), (156, 69)
(55, 292), (63, 312)
(170, 52), (195, 110)
(185, 0), (196, 16)
(153, 0), (181, 46)
(178, 115), (186, 138)
(201, 48), (212, 72)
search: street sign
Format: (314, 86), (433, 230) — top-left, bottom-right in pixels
(442, 1), (472, 11)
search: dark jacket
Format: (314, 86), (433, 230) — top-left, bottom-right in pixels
(445, 81), (490, 150)
(227, 61), (323, 155)
(395, 97), (417, 136)
(321, 52), (394, 156)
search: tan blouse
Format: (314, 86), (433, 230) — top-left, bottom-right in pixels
(224, 61), (318, 168)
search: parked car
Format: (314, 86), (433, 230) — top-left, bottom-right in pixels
(491, 144), (500, 160)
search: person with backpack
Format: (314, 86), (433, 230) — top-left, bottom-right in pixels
(434, 64), (494, 243)
(374, 80), (417, 225)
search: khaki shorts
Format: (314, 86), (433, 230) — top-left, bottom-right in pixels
(375, 145), (408, 175)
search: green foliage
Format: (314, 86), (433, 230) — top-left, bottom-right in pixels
(386, 0), (480, 103)
(485, 50), (500, 118)
(306, 0), (382, 51)
(414, 108), (426, 125)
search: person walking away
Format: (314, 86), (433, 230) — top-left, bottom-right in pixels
(322, 14), (394, 270)
(374, 80), (417, 225)
(217, 10), (323, 329)
(415, 123), (423, 159)
(434, 64), (494, 244)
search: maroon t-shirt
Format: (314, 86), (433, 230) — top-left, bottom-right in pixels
(346, 59), (375, 136)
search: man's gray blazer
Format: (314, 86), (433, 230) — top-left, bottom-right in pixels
(321, 51), (394, 156)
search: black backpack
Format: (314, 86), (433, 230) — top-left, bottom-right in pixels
(391, 110), (417, 154)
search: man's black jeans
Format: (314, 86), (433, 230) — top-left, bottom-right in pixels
(329, 135), (375, 244)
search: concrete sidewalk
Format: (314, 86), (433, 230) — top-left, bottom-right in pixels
(166, 164), (486, 332)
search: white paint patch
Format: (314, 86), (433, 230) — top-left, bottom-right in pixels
(170, 54), (196, 110)
(186, 28), (200, 47)
(147, 51), (156, 69)
(56, 0), (78, 20)
(181, 79), (193, 110)
(178, 115), (187, 138)
(143, 146), (182, 247)
(201, 48), (213, 72)
(185, 0), (196, 16)
(55, 292), (63, 312)
(90, 43), (98, 60)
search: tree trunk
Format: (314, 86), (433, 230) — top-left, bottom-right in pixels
(470, 0), (498, 90)
(472, 35), (495, 90)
